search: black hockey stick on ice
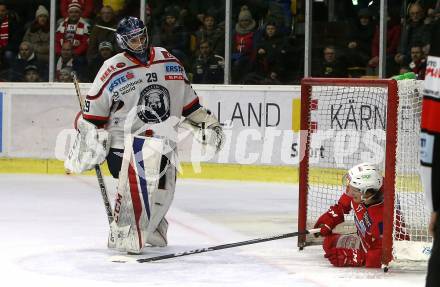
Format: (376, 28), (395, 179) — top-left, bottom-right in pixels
(112, 228), (320, 263)
(72, 74), (114, 224)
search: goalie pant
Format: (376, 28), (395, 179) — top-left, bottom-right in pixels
(316, 192), (384, 268)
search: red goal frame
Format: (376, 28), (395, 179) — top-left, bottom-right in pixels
(297, 78), (399, 266)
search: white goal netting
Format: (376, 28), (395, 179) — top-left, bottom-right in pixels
(300, 79), (432, 266)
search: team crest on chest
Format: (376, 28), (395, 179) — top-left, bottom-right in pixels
(137, 84), (171, 123)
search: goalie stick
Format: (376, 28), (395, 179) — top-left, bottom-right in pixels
(72, 73), (114, 224)
(111, 228), (321, 263)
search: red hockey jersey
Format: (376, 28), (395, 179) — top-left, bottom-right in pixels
(326, 191), (383, 267)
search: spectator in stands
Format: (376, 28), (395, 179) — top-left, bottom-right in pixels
(60, 0), (94, 21)
(251, 22), (288, 82)
(87, 5), (117, 64)
(102, 0), (126, 17)
(395, 2), (431, 66)
(8, 41), (46, 82)
(423, 0), (440, 24)
(0, 2), (22, 64)
(22, 5), (50, 64)
(345, 8), (375, 77)
(150, 0), (222, 33)
(232, 0), (267, 26)
(407, 44), (427, 79)
(263, 1), (291, 32)
(367, 7), (401, 77)
(269, 0), (293, 28)
(233, 6), (256, 57)
(402, 0), (439, 22)
(0, 51), (6, 81)
(57, 66), (74, 82)
(188, 0), (223, 25)
(231, 6), (257, 83)
(426, 4), (440, 56)
(55, 1), (90, 59)
(22, 64), (41, 82)
(315, 45), (347, 78)
(191, 40), (224, 84)
(56, 41), (83, 81)
(152, 5), (190, 66)
(193, 13), (225, 57)
(88, 41), (114, 81)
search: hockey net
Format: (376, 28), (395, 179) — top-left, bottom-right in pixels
(298, 78), (432, 269)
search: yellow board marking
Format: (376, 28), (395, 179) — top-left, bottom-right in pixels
(0, 158), (422, 190)
(0, 158), (298, 183)
(292, 98), (301, 132)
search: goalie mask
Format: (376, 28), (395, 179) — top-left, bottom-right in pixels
(116, 17), (149, 58)
(343, 162), (383, 199)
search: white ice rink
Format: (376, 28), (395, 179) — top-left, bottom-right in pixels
(1, 174), (428, 287)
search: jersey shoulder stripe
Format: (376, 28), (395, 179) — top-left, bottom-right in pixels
(121, 47), (184, 67)
(86, 65), (140, 100)
(182, 97), (201, 117)
(83, 114), (109, 121)
(87, 53), (141, 100)
(150, 46), (185, 66)
(97, 52), (137, 82)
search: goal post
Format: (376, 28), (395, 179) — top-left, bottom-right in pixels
(298, 77), (431, 268)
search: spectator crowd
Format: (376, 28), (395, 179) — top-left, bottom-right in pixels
(0, 0), (439, 84)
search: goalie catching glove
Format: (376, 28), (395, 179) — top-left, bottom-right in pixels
(65, 116), (110, 173)
(181, 107), (225, 153)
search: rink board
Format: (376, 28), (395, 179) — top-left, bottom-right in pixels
(0, 83), (301, 166)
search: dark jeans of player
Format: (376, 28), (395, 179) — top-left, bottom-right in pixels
(426, 215), (440, 287)
(107, 148), (124, 178)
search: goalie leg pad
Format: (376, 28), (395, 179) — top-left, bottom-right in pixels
(145, 218), (169, 247)
(108, 135), (166, 253)
(144, 164), (176, 247)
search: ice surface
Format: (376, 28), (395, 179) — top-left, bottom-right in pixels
(0, 174), (427, 287)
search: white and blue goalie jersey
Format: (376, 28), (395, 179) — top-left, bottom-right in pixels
(83, 47), (201, 149)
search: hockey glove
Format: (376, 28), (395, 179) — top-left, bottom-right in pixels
(324, 248), (365, 267)
(202, 124), (225, 153)
(65, 116), (110, 173)
(313, 205), (344, 236)
(182, 108), (225, 154)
